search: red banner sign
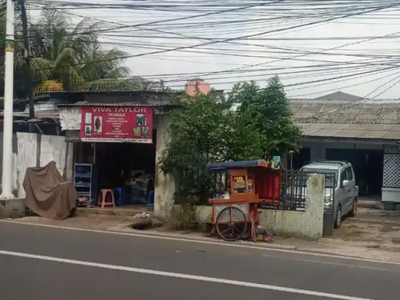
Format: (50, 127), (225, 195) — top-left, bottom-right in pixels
(80, 106), (153, 143)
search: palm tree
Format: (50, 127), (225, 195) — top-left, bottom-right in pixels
(28, 8), (133, 92)
(1, 6), (162, 97)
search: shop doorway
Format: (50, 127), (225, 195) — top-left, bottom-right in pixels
(77, 130), (156, 207)
(93, 141), (156, 206)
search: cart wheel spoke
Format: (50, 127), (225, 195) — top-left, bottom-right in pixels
(232, 225), (242, 234)
(221, 227), (231, 235)
(230, 226), (237, 236)
(215, 206), (248, 242)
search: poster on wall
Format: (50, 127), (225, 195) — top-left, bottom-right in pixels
(80, 106), (153, 143)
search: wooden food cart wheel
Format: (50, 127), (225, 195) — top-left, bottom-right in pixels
(216, 206), (248, 241)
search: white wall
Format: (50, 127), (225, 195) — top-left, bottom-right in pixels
(16, 133), (38, 198)
(39, 134), (67, 174)
(16, 133), (67, 198)
(260, 174), (325, 239)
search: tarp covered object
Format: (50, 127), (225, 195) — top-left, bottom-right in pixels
(23, 161), (78, 219)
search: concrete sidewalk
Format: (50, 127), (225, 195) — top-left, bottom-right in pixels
(3, 212), (400, 264)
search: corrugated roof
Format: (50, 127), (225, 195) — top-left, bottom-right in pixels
(43, 90), (173, 96)
(58, 101), (177, 107)
(298, 123), (400, 140)
(291, 101), (400, 140)
(291, 102), (400, 125)
(314, 91), (363, 101)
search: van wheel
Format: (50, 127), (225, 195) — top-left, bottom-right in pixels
(349, 199), (357, 217)
(334, 205), (342, 229)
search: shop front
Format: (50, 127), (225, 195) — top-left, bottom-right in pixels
(61, 104), (159, 210)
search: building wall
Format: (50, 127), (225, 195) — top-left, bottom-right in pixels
(301, 139), (397, 161)
(0, 132), (67, 198)
(301, 139), (399, 202)
(185, 80), (211, 97)
(154, 114), (176, 219)
(59, 106), (175, 213)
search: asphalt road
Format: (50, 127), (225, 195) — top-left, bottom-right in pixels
(0, 221), (400, 300)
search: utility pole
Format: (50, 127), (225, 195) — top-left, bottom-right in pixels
(1, 0), (16, 199)
(19, 0), (34, 131)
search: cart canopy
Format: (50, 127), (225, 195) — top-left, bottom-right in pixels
(206, 160), (269, 171)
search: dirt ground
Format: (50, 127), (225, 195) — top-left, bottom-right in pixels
(335, 220), (400, 245)
(332, 206), (400, 246)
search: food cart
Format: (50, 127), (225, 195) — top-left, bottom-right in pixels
(207, 159), (280, 242)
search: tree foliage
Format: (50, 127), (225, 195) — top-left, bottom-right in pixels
(230, 77), (302, 156)
(159, 90), (264, 205)
(26, 9), (137, 92)
(160, 77), (301, 205)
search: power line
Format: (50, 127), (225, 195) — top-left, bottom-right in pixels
(31, 0), (284, 37)
(163, 66), (397, 89)
(300, 71), (400, 120)
(29, 2), (400, 73)
(290, 69), (400, 97)
(7, 0), (400, 101)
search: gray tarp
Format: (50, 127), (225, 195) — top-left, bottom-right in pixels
(23, 161), (77, 219)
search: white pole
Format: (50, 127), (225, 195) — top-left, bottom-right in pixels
(1, 0), (15, 199)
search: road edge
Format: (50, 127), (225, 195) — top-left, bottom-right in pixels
(1, 218), (400, 266)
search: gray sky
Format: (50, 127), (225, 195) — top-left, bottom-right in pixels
(29, 0), (400, 99)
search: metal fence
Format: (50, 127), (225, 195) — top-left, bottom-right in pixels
(270, 170), (336, 212)
(209, 169), (336, 211)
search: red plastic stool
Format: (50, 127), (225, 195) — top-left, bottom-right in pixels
(98, 189), (115, 208)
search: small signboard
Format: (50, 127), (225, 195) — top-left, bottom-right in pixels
(80, 106), (153, 143)
(232, 176), (247, 194)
